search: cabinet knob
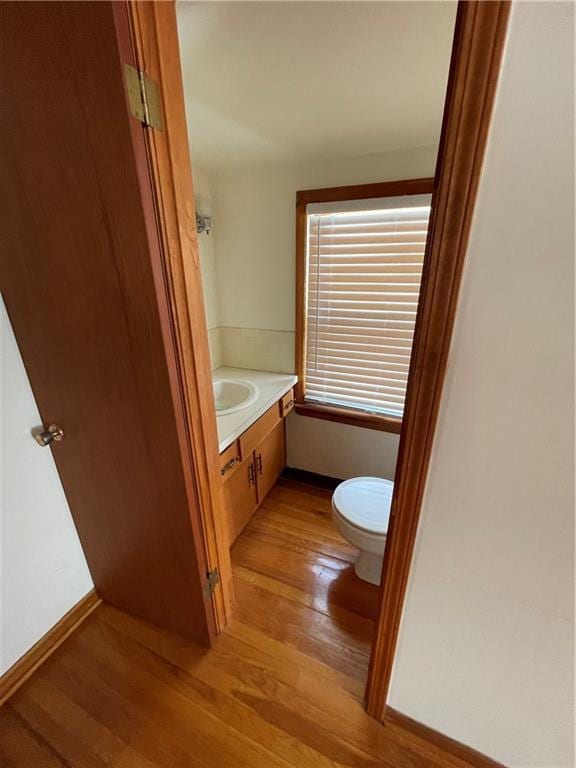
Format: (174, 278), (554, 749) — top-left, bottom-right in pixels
(256, 453), (263, 475)
(248, 463), (256, 485)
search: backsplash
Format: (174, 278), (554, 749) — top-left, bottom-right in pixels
(207, 327), (223, 370)
(208, 326), (295, 373)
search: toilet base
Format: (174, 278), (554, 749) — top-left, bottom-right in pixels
(354, 550), (384, 585)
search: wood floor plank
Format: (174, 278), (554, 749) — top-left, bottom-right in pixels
(98, 606), (438, 768)
(256, 492), (352, 539)
(56, 636), (283, 768)
(246, 514), (357, 563)
(234, 563), (316, 609)
(233, 528), (353, 605)
(101, 603), (365, 707)
(114, 747), (159, 768)
(222, 618), (365, 701)
(76, 616), (386, 768)
(0, 705), (66, 768)
(0, 480), (476, 768)
(235, 479), (379, 621)
(233, 577), (372, 683)
(35, 633), (210, 768)
(66, 624), (301, 768)
(233, 526), (379, 621)
(10, 678), (124, 768)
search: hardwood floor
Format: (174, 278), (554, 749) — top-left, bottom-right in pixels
(0, 479), (472, 767)
(231, 478), (380, 686)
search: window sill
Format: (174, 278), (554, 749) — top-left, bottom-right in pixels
(294, 401), (402, 435)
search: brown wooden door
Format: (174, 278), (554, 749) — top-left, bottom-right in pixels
(255, 421), (286, 502)
(223, 456), (259, 544)
(0, 2), (214, 643)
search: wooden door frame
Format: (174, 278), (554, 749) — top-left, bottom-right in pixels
(125, 1), (233, 630)
(366, 0), (511, 718)
(123, 0), (511, 713)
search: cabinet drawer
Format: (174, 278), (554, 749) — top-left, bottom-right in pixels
(219, 439), (241, 480)
(239, 403), (280, 461)
(280, 389), (295, 417)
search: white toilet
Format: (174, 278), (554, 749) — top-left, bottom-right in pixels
(332, 477), (393, 585)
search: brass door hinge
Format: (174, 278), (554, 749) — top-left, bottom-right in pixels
(204, 568), (219, 597)
(124, 64), (163, 131)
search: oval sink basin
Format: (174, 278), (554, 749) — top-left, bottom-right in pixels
(213, 379), (259, 416)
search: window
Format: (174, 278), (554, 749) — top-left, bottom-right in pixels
(295, 180), (434, 433)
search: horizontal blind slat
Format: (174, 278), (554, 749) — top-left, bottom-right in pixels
(308, 317), (417, 331)
(309, 256), (425, 264)
(306, 374), (409, 392)
(305, 200), (430, 419)
(307, 351), (413, 367)
(309, 285), (422, 295)
(306, 390), (405, 410)
(306, 386), (406, 405)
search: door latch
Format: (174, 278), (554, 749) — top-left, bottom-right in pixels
(204, 568), (219, 597)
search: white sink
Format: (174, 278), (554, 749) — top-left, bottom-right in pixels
(213, 379), (259, 416)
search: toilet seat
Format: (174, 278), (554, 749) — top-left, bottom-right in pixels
(332, 476), (393, 535)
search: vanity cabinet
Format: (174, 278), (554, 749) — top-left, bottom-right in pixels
(255, 420), (285, 501)
(219, 391), (292, 545)
(222, 453), (258, 543)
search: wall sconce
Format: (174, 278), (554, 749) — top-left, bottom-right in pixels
(195, 195), (212, 235)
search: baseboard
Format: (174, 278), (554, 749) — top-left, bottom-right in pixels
(282, 466), (344, 491)
(385, 707), (506, 768)
(0, 589), (101, 707)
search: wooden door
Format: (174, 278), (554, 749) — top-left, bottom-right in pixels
(255, 421), (286, 502)
(0, 2), (214, 643)
(223, 456), (259, 544)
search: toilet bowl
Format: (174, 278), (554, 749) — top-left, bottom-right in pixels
(332, 477), (393, 585)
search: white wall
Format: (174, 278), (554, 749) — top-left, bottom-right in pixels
(389, 4), (574, 766)
(193, 169), (222, 331)
(211, 145), (438, 333)
(193, 169), (223, 369)
(0, 297), (93, 674)
(286, 413), (399, 482)
(208, 146), (438, 477)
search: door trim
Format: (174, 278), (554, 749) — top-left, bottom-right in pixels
(125, 1), (233, 629)
(366, 0), (511, 717)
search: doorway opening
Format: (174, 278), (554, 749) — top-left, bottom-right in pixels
(132, 0), (511, 720)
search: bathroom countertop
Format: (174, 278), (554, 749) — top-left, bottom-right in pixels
(214, 367), (298, 453)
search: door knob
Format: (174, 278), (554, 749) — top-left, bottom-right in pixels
(34, 424), (65, 447)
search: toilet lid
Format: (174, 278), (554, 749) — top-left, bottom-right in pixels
(332, 477), (393, 535)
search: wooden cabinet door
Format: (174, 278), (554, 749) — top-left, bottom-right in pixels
(255, 421), (286, 503)
(223, 455), (258, 544)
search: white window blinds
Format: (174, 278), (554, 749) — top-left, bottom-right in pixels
(304, 194), (431, 418)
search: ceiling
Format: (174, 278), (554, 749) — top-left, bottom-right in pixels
(176, 2), (457, 171)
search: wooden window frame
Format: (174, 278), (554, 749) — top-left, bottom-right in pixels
(295, 178), (434, 435)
